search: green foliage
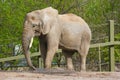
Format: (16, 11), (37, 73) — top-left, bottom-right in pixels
(0, 0), (47, 55)
(0, 0), (46, 44)
(0, 0), (119, 46)
(115, 33), (120, 62)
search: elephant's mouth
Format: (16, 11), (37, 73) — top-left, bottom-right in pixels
(35, 30), (41, 36)
(28, 30), (41, 48)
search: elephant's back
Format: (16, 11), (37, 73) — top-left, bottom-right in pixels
(59, 13), (91, 36)
(59, 13), (87, 25)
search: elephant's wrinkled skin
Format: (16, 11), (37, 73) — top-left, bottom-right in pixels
(22, 7), (91, 71)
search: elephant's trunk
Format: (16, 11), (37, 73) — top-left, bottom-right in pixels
(22, 27), (36, 70)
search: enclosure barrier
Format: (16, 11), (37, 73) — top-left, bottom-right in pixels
(0, 20), (120, 71)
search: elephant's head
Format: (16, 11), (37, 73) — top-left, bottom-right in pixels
(22, 7), (58, 69)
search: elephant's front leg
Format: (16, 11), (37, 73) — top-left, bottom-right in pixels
(45, 46), (58, 69)
(45, 41), (58, 69)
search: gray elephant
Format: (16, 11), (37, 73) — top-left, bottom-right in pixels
(22, 7), (91, 72)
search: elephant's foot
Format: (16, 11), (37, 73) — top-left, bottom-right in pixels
(67, 68), (74, 71)
(44, 65), (52, 72)
(67, 64), (74, 71)
(30, 65), (36, 70)
(44, 67), (50, 70)
(45, 65), (51, 69)
(80, 69), (86, 72)
(80, 64), (86, 72)
(67, 67), (74, 71)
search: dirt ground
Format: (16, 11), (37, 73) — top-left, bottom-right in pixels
(0, 69), (120, 80)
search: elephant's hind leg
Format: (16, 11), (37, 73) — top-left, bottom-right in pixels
(78, 39), (90, 72)
(63, 50), (74, 70)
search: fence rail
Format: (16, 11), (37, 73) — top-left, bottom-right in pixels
(0, 41), (120, 62)
(0, 20), (120, 71)
(0, 52), (39, 62)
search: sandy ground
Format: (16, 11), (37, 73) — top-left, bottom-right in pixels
(0, 69), (120, 80)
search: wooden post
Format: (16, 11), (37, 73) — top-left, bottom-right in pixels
(98, 45), (101, 71)
(38, 56), (43, 68)
(109, 20), (115, 71)
(38, 45), (43, 68)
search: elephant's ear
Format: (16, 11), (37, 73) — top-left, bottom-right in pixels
(41, 7), (58, 34)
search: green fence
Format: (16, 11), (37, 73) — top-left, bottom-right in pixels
(0, 20), (120, 71)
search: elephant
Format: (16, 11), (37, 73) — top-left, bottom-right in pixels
(22, 7), (91, 72)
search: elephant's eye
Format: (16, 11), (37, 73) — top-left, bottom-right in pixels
(32, 24), (37, 27)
